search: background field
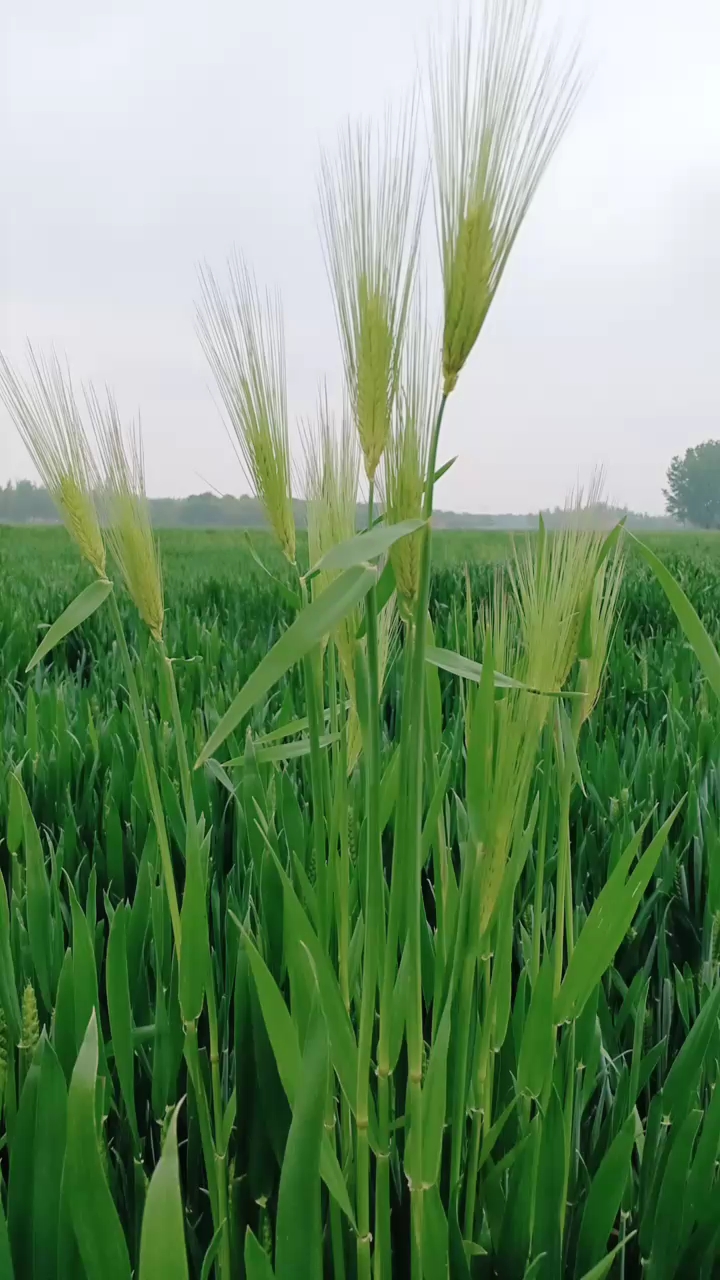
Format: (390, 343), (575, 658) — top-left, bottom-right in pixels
(3, 523), (719, 579)
(3, 523), (720, 787)
(3, 524), (720, 1277)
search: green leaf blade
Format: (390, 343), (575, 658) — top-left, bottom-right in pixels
(139, 1104), (189, 1280)
(26, 579), (113, 672)
(308, 518), (425, 578)
(274, 1006), (329, 1280)
(106, 906), (139, 1147)
(629, 532), (720, 699)
(64, 1012), (132, 1280)
(575, 1114), (635, 1276)
(196, 565), (376, 767)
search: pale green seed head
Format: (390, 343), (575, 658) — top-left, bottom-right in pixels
(471, 575), (546, 933)
(345, 592), (398, 776)
(509, 475), (624, 726)
(377, 593), (400, 694)
(303, 394), (399, 773)
(57, 474), (108, 577)
(304, 391), (359, 593)
(478, 574), (517, 680)
(578, 545), (625, 724)
(88, 390), (165, 641)
(303, 392), (399, 773)
(442, 200), (494, 395)
(510, 482), (607, 699)
(356, 279), (394, 481)
(430, 4), (581, 395)
(197, 257), (296, 563)
(318, 108), (424, 482)
(303, 394), (367, 770)
(0, 348), (106, 576)
(382, 299), (441, 605)
(470, 478), (618, 936)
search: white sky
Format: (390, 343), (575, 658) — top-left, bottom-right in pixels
(1, 0), (718, 513)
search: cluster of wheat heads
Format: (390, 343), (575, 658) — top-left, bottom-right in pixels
(2, 3), (720, 1279)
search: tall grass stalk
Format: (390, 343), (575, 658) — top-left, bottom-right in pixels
(96, 410), (233, 1279)
(320, 104), (424, 1278)
(159, 640), (232, 1280)
(403, 392), (448, 1275)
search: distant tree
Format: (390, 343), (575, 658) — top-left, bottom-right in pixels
(0, 480), (57, 523)
(664, 441), (720, 528)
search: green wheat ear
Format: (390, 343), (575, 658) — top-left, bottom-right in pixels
(303, 388), (360, 592)
(303, 390), (366, 763)
(318, 106), (424, 483)
(196, 256), (296, 564)
(0, 347), (106, 576)
(88, 388), (165, 642)
(510, 476), (616, 699)
(712, 912), (720, 963)
(578, 543), (625, 724)
(430, 1), (582, 396)
(0, 1007), (7, 1099)
(260, 1205), (273, 1260)
(347, 805), (357, 866)
(20, 982), (39, 1054)
(382, 293), (441, 607)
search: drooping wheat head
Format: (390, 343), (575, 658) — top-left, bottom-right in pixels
(430, 0), (581, 395)
(319, 107), (424, 483)
(0, 347), (106, 576)
(197, 256), (296, 563)
(88, 389), (165, 642)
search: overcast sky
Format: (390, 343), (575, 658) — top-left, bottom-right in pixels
(1, 0), (718, 513)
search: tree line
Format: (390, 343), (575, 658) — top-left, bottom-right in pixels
(0, 480), (686, 531)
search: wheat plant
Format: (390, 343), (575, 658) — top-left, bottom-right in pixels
(1, 3), (720, 1280)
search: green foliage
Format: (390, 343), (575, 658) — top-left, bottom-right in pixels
(664, 439), (720, 528)
(0, 525), (718, 1278)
